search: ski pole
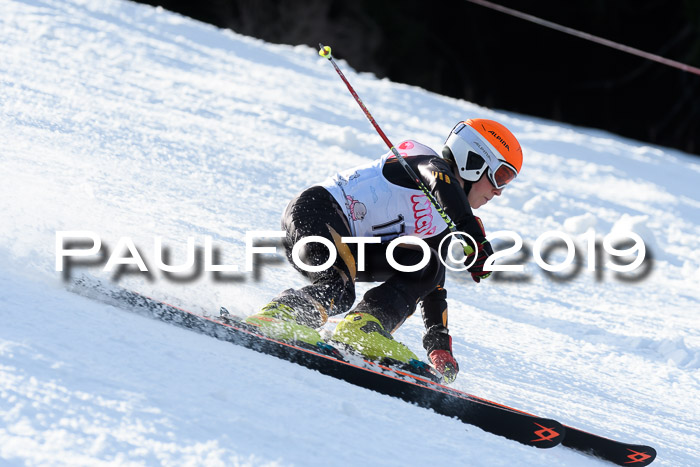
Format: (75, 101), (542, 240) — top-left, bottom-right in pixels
(318, 44), (477, 256)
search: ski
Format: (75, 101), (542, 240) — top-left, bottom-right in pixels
(68, 277), (656, 464)
(68, 276), (562, 449)
(561, 427), (656, 466)
(464, 393), (656, 465)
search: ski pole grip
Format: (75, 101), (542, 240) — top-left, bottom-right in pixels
(318, 44), (332, 59)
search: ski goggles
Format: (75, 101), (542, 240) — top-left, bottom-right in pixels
(485, 158), (517, 190)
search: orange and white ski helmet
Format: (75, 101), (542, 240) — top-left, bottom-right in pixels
(442, 119), (523, 189)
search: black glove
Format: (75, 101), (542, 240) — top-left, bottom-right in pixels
(465, 216), (493, 283)
(467, 239), (493, 283)
(423, 325), (459, 383)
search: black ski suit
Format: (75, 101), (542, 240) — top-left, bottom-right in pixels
(275, 142), (489, 355)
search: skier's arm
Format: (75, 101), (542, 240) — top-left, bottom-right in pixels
(413, 157), (488, 243)
(413, 157), (494, 282)
(383, 155), (485, 242)
(416, 255), (458, 383)
(421, 281), (459, 383)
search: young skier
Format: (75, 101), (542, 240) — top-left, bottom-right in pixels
(245, 118), (523, 382)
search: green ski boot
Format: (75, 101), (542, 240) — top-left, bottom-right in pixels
(331, 312), (419, 363)
(245, 302), (324, 347)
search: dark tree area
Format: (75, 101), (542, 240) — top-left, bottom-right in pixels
(135, 0), (700, 156)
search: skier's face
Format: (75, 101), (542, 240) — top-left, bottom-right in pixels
(468, 174), (502, 209)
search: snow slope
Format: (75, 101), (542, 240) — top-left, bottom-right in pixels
(1, 0), (699, 465)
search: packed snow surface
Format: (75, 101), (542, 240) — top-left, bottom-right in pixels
(1, 0), (699, 465)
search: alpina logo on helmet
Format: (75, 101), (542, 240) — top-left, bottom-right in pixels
(488, 130), (510, 151)
(472, 141), (494, 162)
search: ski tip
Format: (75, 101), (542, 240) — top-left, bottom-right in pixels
(562, 427), (657, 465)
(618, 445), (657, 466)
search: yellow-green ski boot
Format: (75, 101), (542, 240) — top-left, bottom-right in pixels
(331, 312), (419, 363)
(245, 301), (324, 347)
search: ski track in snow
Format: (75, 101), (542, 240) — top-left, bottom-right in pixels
(1, 0), (699, 465)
